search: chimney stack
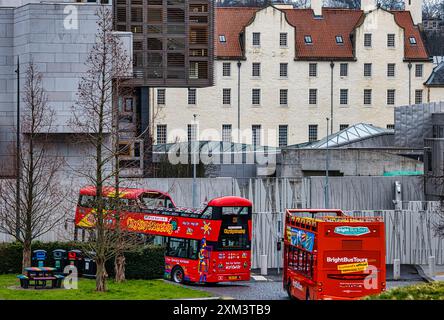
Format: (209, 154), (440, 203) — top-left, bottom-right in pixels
(405, 0), (423, 25)
(311, 0), (322, 17)
(361, 0), (377, 12)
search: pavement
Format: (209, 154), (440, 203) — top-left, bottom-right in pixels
(416, 264), (444, 282)
(183, 265), (429, 300)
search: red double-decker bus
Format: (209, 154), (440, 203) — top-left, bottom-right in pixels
(75, 187), (252, 284)
(283, 209), (386, 300)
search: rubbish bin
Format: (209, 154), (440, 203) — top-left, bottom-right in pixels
(83, 252), (97, 278)
(53, 249), (67, 273)
(67, 249), (84, 275)
(32, 250), (47, 268)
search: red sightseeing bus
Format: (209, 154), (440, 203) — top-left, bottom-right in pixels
(283, 209), (386, 300)
(75, 187), (253, 284)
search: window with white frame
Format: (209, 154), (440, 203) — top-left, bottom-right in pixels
(252, 62), (261, 77)
(187, 124), (197, 141)
(364, 89), (372, 105)
(387, 34), (395, 47)
(364, 33), (372, 47)
(157, 89), (165, 105)
(278, 125), (288, 147)
(222, 88), (231, 105)
(280, 63), (288, 77)
(415, 64), (423, 77)
(309, 89), (317, 105)
(252, 125), (261, 146)
(157, 124), (167, 144)
(309, 63), (317, 77)
(188, 88), (196, 105)
(252, 89), (261, 105)
(280, 89), (288, 105)
(340, 63), (348, 77)
(387, 89), (396, 105)
(308, 125), (318, 142)
(415, 89), (423, 104)
(340, 89), (348, 105)
(222, 62), (231, 77)
(252, 32), (260, 46)
(387, 63), (396, 77)
(364, 63), (372, 77)
(222, 124), (232, 143)
(280, 32), (288, 47)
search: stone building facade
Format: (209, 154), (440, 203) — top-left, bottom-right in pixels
(151, 2), (442, 147)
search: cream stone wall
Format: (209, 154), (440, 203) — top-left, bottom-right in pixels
(428, 87), (444, 102)
(152, 7), (440, 147)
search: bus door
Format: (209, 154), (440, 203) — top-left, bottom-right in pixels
(165, 237), (200, 283)
(318, 222), (385, 299)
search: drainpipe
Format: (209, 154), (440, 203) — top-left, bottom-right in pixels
(237, 61), (242, 143)
(408, 62), (412, 105)
(330, 61), (334, 134)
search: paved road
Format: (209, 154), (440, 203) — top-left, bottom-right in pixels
(183, 265), (427, 300)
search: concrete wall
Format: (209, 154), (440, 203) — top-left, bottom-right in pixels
(279, 148), (424, 178)
(0, 8), (15, 177)
(0, 3), (110, 177)
(152, 7), (439, 147)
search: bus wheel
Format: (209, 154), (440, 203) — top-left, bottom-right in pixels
(172, 266), (185, 284)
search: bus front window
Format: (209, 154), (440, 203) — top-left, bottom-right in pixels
(222, 207), (249, 215)
(219, 234), (250, 250)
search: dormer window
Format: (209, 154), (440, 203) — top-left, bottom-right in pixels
(219, 35), (226, 43)
(304, 35), (312, 44)
(335, 35), (343, 44)
(409, 36), (417, 45)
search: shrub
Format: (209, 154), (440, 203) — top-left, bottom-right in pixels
(0, 241), (165, 279)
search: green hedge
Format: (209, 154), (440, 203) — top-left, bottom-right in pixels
(0, 242), (165, 280)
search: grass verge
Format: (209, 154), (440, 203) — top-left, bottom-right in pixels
(365, 282), (444, 300)
(0, 274), (212, 300)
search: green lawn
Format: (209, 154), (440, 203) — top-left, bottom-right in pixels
(0, 274), (212, 300)
(366, 282), (444, 300)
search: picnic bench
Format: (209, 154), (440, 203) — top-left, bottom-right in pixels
(17, 267), (65, 289)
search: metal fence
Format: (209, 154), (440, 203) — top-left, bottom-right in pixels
(1, 177), (442, 267)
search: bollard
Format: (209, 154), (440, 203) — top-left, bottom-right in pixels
(393, 259), (401, 280)
(260, 254), (268, 276)
(428, 256), (436, 278)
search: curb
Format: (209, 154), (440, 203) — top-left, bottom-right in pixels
(414, 265), (434, 283)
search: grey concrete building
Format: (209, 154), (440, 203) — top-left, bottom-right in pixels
(0, 1), (118, 177)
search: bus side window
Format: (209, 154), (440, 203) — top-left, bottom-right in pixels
(166, 198), (175, 208)
(79, 195), (96, 208)
(201, 207), (213, 219)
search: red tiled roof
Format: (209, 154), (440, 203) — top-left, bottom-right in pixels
(215, 7), (430, 61)
(215, 7), (259, 59)
(284, 8), (363, 60)
(392, 10), (429, 60)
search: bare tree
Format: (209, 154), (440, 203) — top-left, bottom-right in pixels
(70, 5), (146, 291)
(0, 61), (67, 272)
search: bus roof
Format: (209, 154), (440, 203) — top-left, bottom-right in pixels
(79, 186), (172, 200)
(207, 196), (252, 207)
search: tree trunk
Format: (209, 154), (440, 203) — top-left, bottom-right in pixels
(22, 241), (32, 273)
(114, 253), (126, 283)
(95, 257), (108, 292)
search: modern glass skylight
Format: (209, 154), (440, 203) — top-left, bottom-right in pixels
(308, 123), (391, 149)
